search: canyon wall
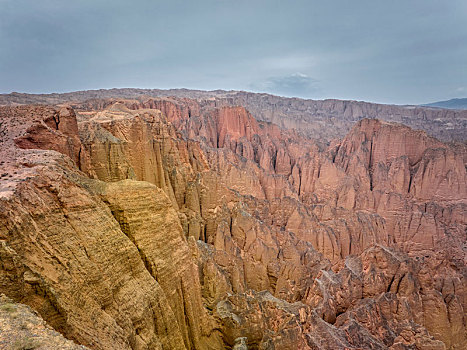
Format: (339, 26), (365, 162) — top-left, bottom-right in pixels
(0, 98), (465, 349)
(1, 89), (466, 143)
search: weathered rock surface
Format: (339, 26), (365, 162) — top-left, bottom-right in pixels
(1, 88), (466, 142)
(100, 180), (222, 350)
(0, 294), (89, 350)
(0, 106), (221, 349)
(0, 97), (465, 350)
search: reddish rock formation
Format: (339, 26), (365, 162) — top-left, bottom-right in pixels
(2, 88), (466, 142)
(0, 98), (465, 350)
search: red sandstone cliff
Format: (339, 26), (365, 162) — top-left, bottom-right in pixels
(0, 98), (465, 349)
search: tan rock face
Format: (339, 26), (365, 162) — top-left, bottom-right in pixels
(0, 165), (188, 349)
(100, 181), (221, 350)
(0, 106), (220, 349)
(0, 100), (465, 350)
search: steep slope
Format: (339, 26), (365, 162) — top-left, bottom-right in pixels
(0, 106), (222, 350)
(0, 99), (465, 349)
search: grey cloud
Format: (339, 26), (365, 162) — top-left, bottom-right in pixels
(0, 0), (466, 104)
(250, 73), (321, 99)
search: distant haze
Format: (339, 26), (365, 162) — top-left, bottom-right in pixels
(423, 98), (467, 110)
(0, 0), (466, 105)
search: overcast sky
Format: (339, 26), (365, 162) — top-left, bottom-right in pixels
(0, 0), (466, 104)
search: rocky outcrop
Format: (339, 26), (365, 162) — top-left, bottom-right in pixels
(100, 181), (222, 350)
(0, 98), (465, 350)
(0, 106), (221, 349)
(306, 245), (463, 349)
(0, 163), (190, 349)
(12, 106), (85, 167)
(215, 291), (310, 349)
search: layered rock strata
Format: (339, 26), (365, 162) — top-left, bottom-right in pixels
(0, 99), (465, 350)
(1, 89), (466, 142)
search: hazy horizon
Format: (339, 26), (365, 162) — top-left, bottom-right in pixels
(4, 86), (467, 107)
(1, 0), (466, 105)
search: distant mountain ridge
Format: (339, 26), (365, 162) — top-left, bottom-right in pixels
(1, 88), (466, 142)
(423, 98), (467, 110)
